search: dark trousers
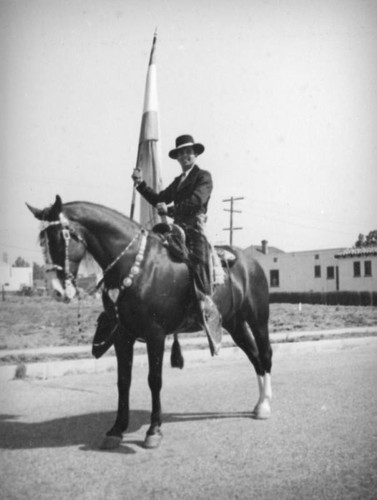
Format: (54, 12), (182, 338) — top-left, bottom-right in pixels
(184, 226), (212, 296)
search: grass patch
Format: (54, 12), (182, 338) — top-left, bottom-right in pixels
(0, 295), (376, 353)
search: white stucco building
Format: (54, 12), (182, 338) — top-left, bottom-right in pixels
(0, 262), (33, 292)
(334, 246), (377, 293)
(247, 241), (377, 294)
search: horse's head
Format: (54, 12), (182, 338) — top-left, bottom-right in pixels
(26, 195), (87, 302)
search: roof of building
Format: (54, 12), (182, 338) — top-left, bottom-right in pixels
(245, 244), (285, 255)
(245, 244), (352, 258)
(335, 246), (377, 258)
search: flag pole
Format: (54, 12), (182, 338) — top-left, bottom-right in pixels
(130, 29), (158, 221)
(130, 165), (139, 220)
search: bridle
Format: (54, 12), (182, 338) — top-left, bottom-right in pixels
(41, 211), (148, 302)
(40, 212), (88, 299)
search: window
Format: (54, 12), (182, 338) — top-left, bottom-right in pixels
(327, 266), (334, 279)
(273, 257), (278, 263)
(353, 261), (361, 277)
(364, 261), (372, 277)
(315, 254), (319, 260)
(270, 270), (279, 287)
(314, 265), (321, 278)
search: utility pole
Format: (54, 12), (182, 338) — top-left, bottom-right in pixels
(223, 196), (244, 246)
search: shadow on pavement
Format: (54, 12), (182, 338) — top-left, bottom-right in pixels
(0, 409), (250, 451)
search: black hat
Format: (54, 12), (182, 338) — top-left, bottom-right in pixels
(168, 134), (205, 159)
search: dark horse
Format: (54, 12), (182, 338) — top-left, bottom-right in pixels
(27, 195), (272, 449)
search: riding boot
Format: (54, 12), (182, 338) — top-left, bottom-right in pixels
(192, 268), (223, 356)
(92, 311), (118, 359)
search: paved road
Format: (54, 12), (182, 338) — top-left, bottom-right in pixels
(1, 338), (377, 500)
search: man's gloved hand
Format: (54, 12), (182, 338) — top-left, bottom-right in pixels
(157, 202), (168, 216)
(132, 168), (142, 186)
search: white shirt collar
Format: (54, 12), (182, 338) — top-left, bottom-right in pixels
(182, 165), (195, 179)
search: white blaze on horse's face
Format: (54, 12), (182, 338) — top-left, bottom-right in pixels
(64, 279), (77, 301)
(51, 275), (66, 301)
(39, 219), (80, 303)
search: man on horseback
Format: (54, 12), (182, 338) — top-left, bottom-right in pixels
(92, 134), (222, 358)
(131, 134), (222, 347)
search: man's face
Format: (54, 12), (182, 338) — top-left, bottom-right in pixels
(176, 146), (197, 172)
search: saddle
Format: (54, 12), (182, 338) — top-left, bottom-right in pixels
(152, 222), (237, 269)
(152, 222), (190, 263)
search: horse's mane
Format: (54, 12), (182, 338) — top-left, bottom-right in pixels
(62, 201), (142, 232)
(37, 200), (142, 265)
(63, 201), (137, 223)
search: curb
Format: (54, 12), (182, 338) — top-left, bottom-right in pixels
(1, 327), (376, 382)
(2, 326), (376, 360)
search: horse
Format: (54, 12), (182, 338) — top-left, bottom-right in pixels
(27, 195), (273, 449)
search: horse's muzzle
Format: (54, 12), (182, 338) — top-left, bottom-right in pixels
(50, 276), (76, 303)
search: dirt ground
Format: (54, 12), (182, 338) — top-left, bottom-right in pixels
(1, 294), (376, 350)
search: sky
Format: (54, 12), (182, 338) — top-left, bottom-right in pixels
(1, 0), (377, 266)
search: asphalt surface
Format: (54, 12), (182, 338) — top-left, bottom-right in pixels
(1, 336), (377, 500)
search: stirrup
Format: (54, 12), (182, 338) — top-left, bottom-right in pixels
(199, 295), (222, 356)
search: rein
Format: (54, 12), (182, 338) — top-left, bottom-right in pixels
(95, 229), (147, 292)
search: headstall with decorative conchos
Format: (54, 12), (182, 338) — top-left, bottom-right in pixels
(40, 213), (86, 299)
(41, 212), (148, 310)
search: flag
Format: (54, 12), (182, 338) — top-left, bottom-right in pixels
(132, 30), (163, 228)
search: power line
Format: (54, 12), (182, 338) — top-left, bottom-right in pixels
(223, 196), (244, 246)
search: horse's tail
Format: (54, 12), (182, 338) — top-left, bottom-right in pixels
(170, 333), (184, 369)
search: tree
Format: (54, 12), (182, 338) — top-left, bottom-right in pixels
(355, 230), (377, 248)
(355, 233), (365, 248)
(33, 262), (45, 280)
(12, 256), (30, 267)
(365, 230), (377, 247)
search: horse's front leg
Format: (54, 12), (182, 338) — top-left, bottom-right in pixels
(144, 331), (165, 449)
(100, 328), (135, 449)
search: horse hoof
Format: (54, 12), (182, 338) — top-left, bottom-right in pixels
(252, 401), (271, 420)
(144, 430), (163, 449)
(100, 435), (122, 450)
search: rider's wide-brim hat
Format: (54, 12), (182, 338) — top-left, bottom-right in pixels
(168, 134), (205, 159)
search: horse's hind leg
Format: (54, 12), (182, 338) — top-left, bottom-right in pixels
(248, 319), (272, 419)
(229, 318), (272, 419)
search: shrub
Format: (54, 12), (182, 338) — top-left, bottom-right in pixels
(269, 291), (376, 306)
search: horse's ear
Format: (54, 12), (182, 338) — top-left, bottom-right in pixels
(48, 195), (63, 219)
(53, 195), (63, 213)
(26, 202), (44, 220)
(26, 195), (63, 221)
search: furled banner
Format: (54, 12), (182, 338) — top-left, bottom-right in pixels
(131, 30), (163, 227)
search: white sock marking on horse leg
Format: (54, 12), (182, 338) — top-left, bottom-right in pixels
(253, 374), (272, 419)
(257, 375), (264, 405)
(264, 373), (272, 402)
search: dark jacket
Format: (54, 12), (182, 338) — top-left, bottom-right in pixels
(137, 165), (213, 226)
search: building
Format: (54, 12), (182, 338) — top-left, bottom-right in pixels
(0, 262), (33, 292)
(334, 246), (377, 293)
(247, 241), (377, 294)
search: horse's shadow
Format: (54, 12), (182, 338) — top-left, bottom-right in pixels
(0, 409), (250, 453)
